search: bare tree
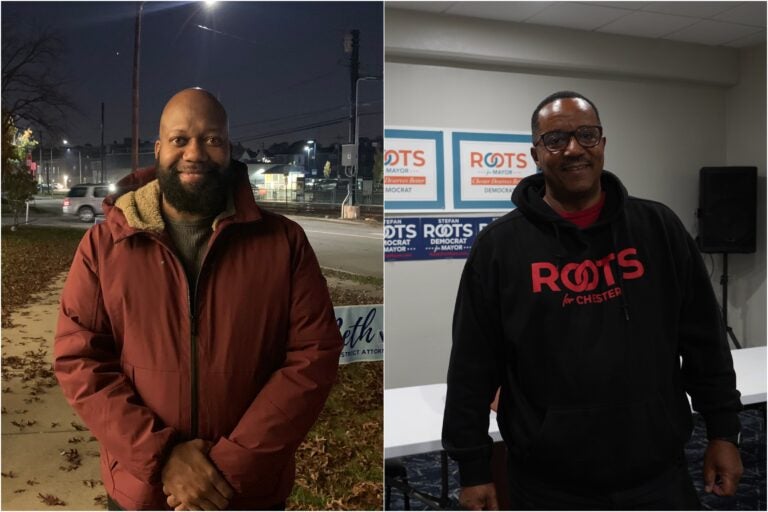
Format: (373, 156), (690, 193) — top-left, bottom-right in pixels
(1, 21), (79, 136)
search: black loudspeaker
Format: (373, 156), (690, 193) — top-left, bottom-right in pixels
(697, 166), (757, 254)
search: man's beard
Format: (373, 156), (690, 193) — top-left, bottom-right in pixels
(156, 159), (233, 217)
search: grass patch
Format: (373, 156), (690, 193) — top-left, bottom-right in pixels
(289, 362), (383, 510)
(289, 269), (383, 509)
(322, 268), (383, 288)
(1, 226), (86, 327)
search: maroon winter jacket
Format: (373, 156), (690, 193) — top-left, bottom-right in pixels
(54, 162), (343, 510)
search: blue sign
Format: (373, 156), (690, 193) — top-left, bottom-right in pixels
(383, 217), (421, 261)
(385, 216), (498, 262)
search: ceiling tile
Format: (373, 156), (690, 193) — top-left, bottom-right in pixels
(527, 2), (631, 31)
(386, 2), (455, 13)
(641, 1), (736, 18)
(446, 2), (554, 22)
(712, 2), (767, 27)
(664, 19), (763, 45)
(597, 11), (698, 37)
(578, 1), (649, 10)
(724, 28), (767, 47)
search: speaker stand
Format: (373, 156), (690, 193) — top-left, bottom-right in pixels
(720, 253), (742, 349)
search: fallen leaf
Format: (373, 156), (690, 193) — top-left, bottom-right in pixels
(59, 448), (82, 472)
(38, 493), (66, 506)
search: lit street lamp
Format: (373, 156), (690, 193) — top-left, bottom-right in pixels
(63, 139), (83, 184)
(304, 140), (316, 176)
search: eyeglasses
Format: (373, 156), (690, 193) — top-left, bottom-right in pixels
(534, 125), (603, 153)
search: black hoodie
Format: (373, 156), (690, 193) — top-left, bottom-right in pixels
(442, 170), (741, 492)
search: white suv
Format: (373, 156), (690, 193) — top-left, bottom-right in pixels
(62, 183), (112, 222)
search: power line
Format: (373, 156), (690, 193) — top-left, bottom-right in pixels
(230, 99), (382, 131)
(235, 111), (381, 143)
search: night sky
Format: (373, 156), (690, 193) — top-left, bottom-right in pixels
(2, 1), (383, 150)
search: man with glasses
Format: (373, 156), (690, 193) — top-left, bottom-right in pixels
(443, 91), (743, 510)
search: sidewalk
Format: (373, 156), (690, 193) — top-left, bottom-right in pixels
(1, 273), (103, 510)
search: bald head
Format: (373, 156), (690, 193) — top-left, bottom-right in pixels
(154, 87), (231, 168)
(159, 88), (229, 140)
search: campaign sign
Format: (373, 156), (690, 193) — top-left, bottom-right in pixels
(335, 304), (383, 364)
(386, 216), (498, 261)
(421, 217), (475, 259)
(384, 217), (421, 260)
(453, 132), (536, 210)
(384, 129), (445, 210)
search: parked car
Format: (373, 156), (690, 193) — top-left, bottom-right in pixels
(62, 183), (113, 222)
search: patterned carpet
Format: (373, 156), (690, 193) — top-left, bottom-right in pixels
(386, 408), (766, 510)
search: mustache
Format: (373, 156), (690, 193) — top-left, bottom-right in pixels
(173, 164), (219, 174)
(562, 158), (590, 165)
(562, 159), (591, 168)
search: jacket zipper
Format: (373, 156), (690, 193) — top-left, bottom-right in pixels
(188, 283), (198, 438)
(140, 219), (239, 439)
(189, 239), (216, 439)
(148, 236), (203, 439)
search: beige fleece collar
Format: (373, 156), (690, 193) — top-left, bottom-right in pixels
(114, 179), (235, 233)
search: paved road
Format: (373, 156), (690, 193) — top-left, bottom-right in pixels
(3, 198), (383, 277)
(287, 216), (382, 278)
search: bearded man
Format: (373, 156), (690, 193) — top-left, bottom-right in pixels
(55, 88), (343, 510)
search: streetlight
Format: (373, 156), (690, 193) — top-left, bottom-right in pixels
(304, 142), (316, 176)
(353, 75), (381, 205)
(63, 139), (82, 184)
(130, 2), (218, 172)
(307, 140), (316, 176)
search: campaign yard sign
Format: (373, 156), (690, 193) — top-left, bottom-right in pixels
(384, 129), (445, 210)
(452, 132), (536, 210)
(335, 304), (383, 364)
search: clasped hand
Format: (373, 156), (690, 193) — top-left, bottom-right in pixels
(161, 439), (235, 511)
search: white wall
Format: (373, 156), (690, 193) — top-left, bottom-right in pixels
(722, 44), (767, 351)
(384, 9), (767, 389)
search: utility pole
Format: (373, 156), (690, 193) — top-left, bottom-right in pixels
(344, 29), (360, 205)
(49, 146), (53, 194)
(101, 102), (106, 182)
(39, 132), (47, 195)
(345, 29), (360, 144)
(131, 1), (144, 173)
